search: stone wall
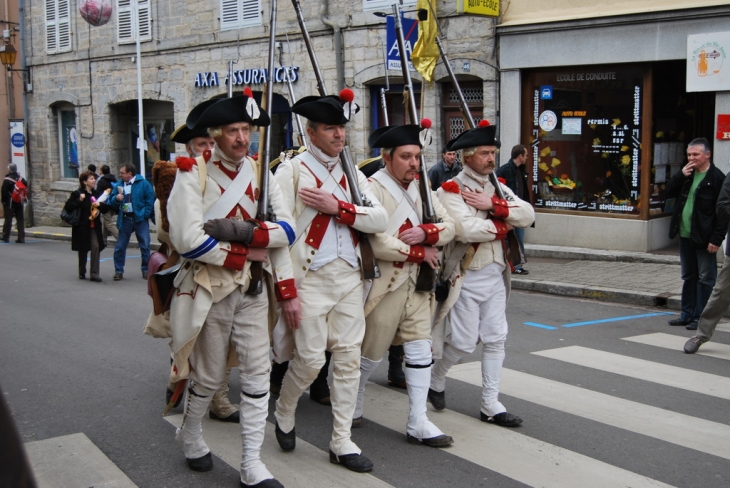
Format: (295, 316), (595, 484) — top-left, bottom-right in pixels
(24, 1), (496, 225)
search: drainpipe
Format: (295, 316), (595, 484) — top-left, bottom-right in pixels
(19, 0), (33, 226)
(320, 0), (343, 91)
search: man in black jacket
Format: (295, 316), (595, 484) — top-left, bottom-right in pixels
(96, 165), (118, 246)
(2, 163), (27, 243)
(496, 144), (532, 274)
(666, 138), (727, 330)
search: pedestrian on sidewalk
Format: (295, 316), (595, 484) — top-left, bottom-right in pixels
(96, 165), (118, 246)
(685, 171), (730, 353)
(63, 170), (107, 281)
(107, 163), (154, 281)
(428, 147), (460, 191)
(496, 144), (534, 275)
(2, 163), (27, 243)
(667, 138), (727, 331)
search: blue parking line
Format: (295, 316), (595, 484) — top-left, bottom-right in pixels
(524, 322), (558, 330)
(99, 255), (140, 262)
(524, 311), (676, 330)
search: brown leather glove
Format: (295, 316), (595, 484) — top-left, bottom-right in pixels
(203, 218), (255, 245)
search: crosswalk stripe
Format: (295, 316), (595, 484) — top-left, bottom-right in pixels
(24, 433), (137, 488)
(532, 346), (730, 400)
(164, 414), (393, 487)
(361, 383), (673, 488)
(448, 363), (730, 461)
(622, 332), (730, 360)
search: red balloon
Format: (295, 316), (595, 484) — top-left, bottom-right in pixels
(79, 0), (113, 27)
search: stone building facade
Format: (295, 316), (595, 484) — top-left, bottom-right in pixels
(22, 0), (498, 225)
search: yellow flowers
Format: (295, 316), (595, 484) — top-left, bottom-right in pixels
(540, 147), (552, 157)
(621, 155), (631, 166)
(621, 145), (629, 152)
(593, 138), (601, 145)
(551, 158), (561, 168)
(538, 162), (549, 172)
(611, 118), (621, 127)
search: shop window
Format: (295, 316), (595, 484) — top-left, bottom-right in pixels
(58, 108), (79, 178)
(117, 0), (151, 44)
(363, 0), (416, 11)
(45, 0), (71, 54)
(649, 61), (715, 216)
(369, 84), (421, 155)
(524, 66), (645, 215)
(220, 0), (261, 31)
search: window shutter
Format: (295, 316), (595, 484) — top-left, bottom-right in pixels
(45, 0), (58, 53)
(57, 0), (71, 52)
(117, 0), (151, 44)
(117, 0), (132, 43)
(220, 0), (261, 31)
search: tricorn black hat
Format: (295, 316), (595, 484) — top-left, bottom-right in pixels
(170, 124), (212, 144)
(292, 89), (359, 125)
(368, 124), (422, 149)
(187, 90), (270, 130)
(446, 120), (500, 151)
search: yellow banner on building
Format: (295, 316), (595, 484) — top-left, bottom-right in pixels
(411, 0), (439, 83)
(456, 0), (499, 17)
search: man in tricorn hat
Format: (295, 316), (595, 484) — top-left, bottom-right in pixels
(152, 118), (241, 424)
(167, 92), (300, 488)
(428, 121), (534, 427)
(272, 90), (388, 473)
(352, 121), (455, 447)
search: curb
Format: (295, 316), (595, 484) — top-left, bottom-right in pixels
(525, 244), (680, 265)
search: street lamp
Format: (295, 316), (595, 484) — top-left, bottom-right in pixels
(0, 43), (16, 68)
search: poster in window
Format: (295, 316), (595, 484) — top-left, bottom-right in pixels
(562, 117), (581, 135)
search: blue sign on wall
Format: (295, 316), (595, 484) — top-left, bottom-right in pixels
(540, 85), (553, 100)
(386, 14), (418, 71)
(11, 132), (25, 148)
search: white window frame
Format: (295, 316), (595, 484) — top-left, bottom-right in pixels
(117, 0), (152, 44)
(45, 0), (71, 54)
(363, 0), (416, 11)
(220, 0), (262, 31)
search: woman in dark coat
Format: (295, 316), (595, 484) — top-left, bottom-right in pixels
(64, 170), (108, 281)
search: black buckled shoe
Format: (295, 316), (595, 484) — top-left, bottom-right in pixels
(240, 479), (284, 488)
(668, 317), (690, 326)
(685, 321), (698, 331)
(275, 422), (296, 451)
(186, 452), (213, 471)
(329, 450), (373, 473)
(428, 388), (446, 411)
(406, 433), (454, 448)
(480, 411), (523, 427)
(209, 410), (240, 423)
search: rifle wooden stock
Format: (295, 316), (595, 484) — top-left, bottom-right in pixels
(433, 35), (526, 268)
(247, 0), (278, 295)
(392, 5), (437, 292)
(291, 0), (380, 280)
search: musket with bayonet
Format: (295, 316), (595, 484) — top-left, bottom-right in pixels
(290, 0), (380, 280)
(246, 0), (279, 295)
(380, 43), (390, 126)
(391, 4), (439, 293)
(423, 5), (526, 267)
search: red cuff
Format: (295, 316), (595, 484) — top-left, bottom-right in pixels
(222, 242), (248, 270)
(249, 221), (271, 248)
(490, 219), (509, 240)
(491, 196), (510, 219)
(274, 278), (298, 301)
(419, 224), (441, 246)
(405, 244), (426, 263)
(335, 200), (357, 226)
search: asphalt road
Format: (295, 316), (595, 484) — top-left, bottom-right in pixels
(1, 238), (728, 488)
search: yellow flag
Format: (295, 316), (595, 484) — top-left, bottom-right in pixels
(411, 0), (439, 83)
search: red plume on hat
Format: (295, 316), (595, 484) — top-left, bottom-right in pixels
(339, 88), (358, 122)
(479, 119), (491, 127)
(419, 118), (433, 147)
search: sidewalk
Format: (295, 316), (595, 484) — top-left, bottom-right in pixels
(1, 219), (700, 315)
